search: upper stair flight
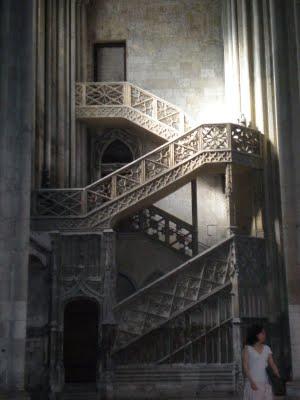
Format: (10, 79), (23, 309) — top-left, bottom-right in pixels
(76, 82), (191, 140)
(32, 82), (263, 232)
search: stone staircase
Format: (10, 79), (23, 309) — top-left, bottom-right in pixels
(75, 82), (191, 141)
(109, 234), (267, 397)
(31, 124), (262, 232)
(31, 83), (266, 397)
(112, 236), (234, 361)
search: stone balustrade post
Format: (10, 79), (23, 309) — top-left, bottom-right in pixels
(229, 238), (244, 393)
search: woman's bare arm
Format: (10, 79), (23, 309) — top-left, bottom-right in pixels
(268, 354), (280, 378)
(242, 347), (258, 390)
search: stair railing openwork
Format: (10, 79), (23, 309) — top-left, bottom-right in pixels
(75, 82), (191, 139)
(112, 236), (266, 369)
(32, 124), (263, 230)
(128, 205), (200, 257)
(112, 236), (234, 356)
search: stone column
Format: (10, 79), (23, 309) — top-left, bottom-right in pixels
(223, 0), (253, 123)
(251, 169), (264, 238)
(35, 0), (78, 189)
(229, 239), (243, 393)
(268, 0), (300, 384)
(225, 164), (238, 236)
(191, 180), (199, 255)
(223, 0), (300, 384)
(48, 235), (64, 396)
(75, 0), (89, 187)
(222, 0), (241, 121)
(33, 0), (46, 189)
(0, 0), (36, 397)
(99, 229), (117, 399)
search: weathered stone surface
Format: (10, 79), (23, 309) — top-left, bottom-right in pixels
(86, 0), (225, 124)
(0, 0), (35, 392)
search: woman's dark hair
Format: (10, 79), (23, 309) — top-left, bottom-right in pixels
(246, 324), (265, 346)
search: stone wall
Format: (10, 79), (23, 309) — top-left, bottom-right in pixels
(196, 173), (227, 246)
(86, 0), (225, 124)
(117, 232), (186, 290)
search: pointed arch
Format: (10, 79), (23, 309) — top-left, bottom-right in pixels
(101, 139), (134, 164)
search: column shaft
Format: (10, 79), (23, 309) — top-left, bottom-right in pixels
(225, 164), (237, 235)
(0, 0), (36, 393)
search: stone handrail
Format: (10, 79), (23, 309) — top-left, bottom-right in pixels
(75, 82), (191, 139)
(32, 123), (263, 231)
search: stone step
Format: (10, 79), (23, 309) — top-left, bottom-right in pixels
(62, 384), (98, 400)
(113, 364), (236, 399)
(61, 366), (237, 399)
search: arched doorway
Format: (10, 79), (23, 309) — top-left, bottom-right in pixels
(63, 298), (99, 383)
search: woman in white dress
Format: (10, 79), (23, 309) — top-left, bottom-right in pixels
(242, 324), (280, 400)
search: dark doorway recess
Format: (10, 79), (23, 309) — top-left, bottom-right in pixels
(94, 42), (126, 82)
(101, 139), (134, 177)
(102, 140), (133, 164)
(63, 298), (99, 383)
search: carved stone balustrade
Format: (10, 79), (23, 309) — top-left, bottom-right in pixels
(128, 205), (200, 257)
(31, 123), (263, 232)
(75, 82), (191, 140)
(111, 235), (267, 367)
(112, 236), (233, 357)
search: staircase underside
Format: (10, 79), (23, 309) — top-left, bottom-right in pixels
(77, 105), (182, 141)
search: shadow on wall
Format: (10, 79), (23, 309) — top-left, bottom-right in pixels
(117, 272), (137, 302)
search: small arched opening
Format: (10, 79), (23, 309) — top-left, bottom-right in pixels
(101, 139), (134, 176)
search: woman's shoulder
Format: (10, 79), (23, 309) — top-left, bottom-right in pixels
(264, 344), (272, 354)
(243, 344), (251, 352)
